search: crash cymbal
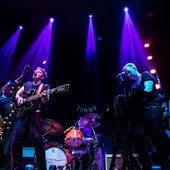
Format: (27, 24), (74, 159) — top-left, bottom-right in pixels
(42, 119), (64, 135)
(78, 113), (100, 129)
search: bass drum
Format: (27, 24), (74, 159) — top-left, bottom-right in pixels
(45, 142), (73, 170)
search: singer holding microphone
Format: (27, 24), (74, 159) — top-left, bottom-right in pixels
(121, 63), (170, 170)
(11, 66), (50, 170)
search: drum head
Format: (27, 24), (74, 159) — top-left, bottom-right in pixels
(65, 127), (83, 147)
(45, 143), (69, 170)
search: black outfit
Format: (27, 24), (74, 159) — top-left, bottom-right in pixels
(11, 81), (50, 170)
(128, 71), (170, 169)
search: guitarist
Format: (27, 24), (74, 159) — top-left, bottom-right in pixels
(122, 63), (170, 170)
(11, 67), (50, 170)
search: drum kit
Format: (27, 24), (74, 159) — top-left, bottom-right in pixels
(42, 113), (101, 170)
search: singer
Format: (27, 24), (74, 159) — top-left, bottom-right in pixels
(121, 63), (170, 170)
(11, 67), (50, 170)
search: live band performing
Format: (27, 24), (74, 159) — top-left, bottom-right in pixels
(0, 62), (170, 170)
(1, 1), (170, 170)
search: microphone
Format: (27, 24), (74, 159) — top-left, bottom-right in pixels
(26, 65), (35, 74)
(116, 72), (125, 78)
(95, 114), (103, 123)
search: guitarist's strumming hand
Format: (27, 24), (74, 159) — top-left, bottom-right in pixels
(15, 86), (25, 106)
(17, 97), (25, 106)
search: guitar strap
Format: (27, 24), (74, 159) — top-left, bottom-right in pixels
(36, 83), (44, 95)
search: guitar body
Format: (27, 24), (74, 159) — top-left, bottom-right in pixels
(15, 84), (71, 117)
(15, 89), (35, 117)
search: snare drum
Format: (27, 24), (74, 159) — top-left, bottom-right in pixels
(65, 126), (83, 147)
(45, 142), (72, 170)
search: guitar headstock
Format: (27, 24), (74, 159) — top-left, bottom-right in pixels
(51, 84), (71, 94)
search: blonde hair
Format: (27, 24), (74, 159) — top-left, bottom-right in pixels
(122, 63), (137, 72)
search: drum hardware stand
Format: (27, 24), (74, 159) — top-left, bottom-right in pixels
(90, 127), (100, 170)
(42, 130), (50, 143)
(68, 149), (79, 170)
(70, 158), (76, 170)
(70, 145), (84, 170)
(82, 134), (93, 160)
(91, 127), (98, 146)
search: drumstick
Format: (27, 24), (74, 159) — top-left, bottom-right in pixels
(64, 126), (74, 134)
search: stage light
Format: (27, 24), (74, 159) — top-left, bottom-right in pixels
(150, 68), (157, 74)
(123, 7), (128, 12)
(155, 83), (161, 90)
(144, 43), (150, 48)
(50, 18), (54, 23)
(42, 60), (47, 64)
(89, 15), (93, 18)
(147, 55), (153, 60)
(19, 25), (23, 30)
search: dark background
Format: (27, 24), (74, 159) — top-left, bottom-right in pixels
(0, 0), (170, 154)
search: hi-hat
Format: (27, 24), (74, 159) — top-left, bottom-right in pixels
(42, 119), (64, 135)
(78, 113), (100, 129)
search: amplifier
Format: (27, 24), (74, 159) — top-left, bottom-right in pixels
(22, 147), (35, 166)
(105, 154), (141, 170)
(23, 147), (35, 157)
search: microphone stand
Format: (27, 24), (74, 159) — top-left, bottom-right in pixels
(116, 74), (126, 96)
(14, 65), (28, 85)
(109, 75), (136, 170)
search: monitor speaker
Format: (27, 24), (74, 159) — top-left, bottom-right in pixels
(105, 154), (141, 170)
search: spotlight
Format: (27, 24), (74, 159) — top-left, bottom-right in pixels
(88, 15), (93, 18)
(144, 43), (150, 48)
(147, 55), (153, 60)
(123, 7), (128, 12)
(150, 68), (156, 74)
(42, 60), (47, 65)
(50, 18), (54, 23)
(19, 25), (23, 30)
(155, 83), (161, 90)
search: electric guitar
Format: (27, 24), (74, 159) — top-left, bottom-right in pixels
(15, 84), (71, 117)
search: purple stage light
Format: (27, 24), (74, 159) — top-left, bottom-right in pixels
(88, 15), (93, 18)
(50, 18), (54, 23)
(15, 21), (53, 79)
(86, 15), (96, 60)
(19, 25), (23, 30)
(118, 7), (148, 72)
(124, 7), (128, 12)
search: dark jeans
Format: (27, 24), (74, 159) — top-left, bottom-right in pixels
(11, 114), (46, 170)
(132, 109), (170, 170)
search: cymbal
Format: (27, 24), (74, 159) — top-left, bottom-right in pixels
(78, 113), (100, 129)
(42, 119), (64, 135)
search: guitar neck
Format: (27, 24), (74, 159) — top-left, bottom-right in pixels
(26, 93), (43, 103)
(24, 84), (70, 103)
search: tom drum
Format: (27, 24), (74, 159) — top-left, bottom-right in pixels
(65, 126), (83, 147)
